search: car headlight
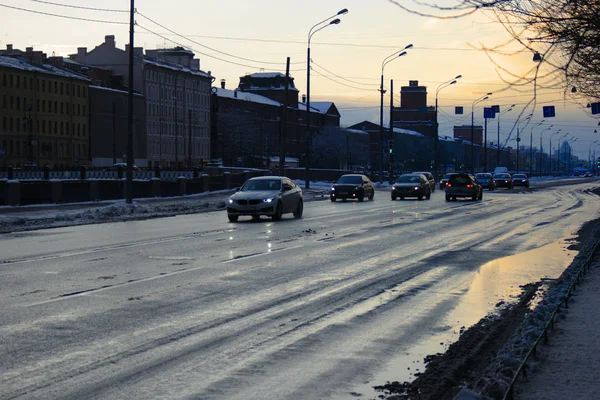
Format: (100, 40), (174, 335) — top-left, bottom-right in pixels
(263, 197), (276, 203)
(414, 186), (420, 190)
(228, 199), (234, 204)
(331, 187), (335, 191)
(392, 186), (396, 191)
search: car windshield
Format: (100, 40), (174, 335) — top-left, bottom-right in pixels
(442, 174), (451, 180)
(475, 174), (489, 179)
(513, 174), (527, 179)
(337, 176), (362, 184)
(495, 174), (510, 179)
(449, 175), (471, 184)
(241, 179), (281, 191)
(397, 175), (421, 183)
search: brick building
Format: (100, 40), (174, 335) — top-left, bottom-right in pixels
(0, 45), (90, 169)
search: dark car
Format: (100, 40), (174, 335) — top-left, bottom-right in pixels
(415, 171), (436, 193)
(391, 173), (431, 200)
(439, 173), (452, 190)
(475, 173), (495, 190)
(330, 174), (375, 202)
(445, 173), (483, 201)
(512, 173), (530, 188)
(585, 172), (594, 178)
(493, 173), (513, 189)
(227, 176), (303, 222)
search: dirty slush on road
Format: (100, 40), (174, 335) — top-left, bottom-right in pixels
(370, 207), (600, 400)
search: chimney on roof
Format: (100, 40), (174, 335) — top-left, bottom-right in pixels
(409, 80), (419, 87)
(6, 44), (13, 51)
(105, 35), (116, 47)
(77, 47), (87, 61)
(26, 47), (33, 53)
(220, 79), (226, 89)
(302, 94), (306, 103)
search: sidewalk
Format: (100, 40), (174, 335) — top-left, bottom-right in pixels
(512, 260), (600, 399)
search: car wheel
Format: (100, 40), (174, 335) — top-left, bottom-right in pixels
(400, 196), (404, 200)
(369, 191), (374, 201)
(358, 191), (365, 202)
(419, 195), (423, 201)
(445, 194), (451, 202)
(330, 197), (336, 202)
(293, 199), (303, 219)
(228, 214), (238, 222)
(272, 202), (283, 221)
(478, 191), (483, 200)
(391, 195), (397, 201)
(472, 194), (477, 201)
(252, 215), (261, 220)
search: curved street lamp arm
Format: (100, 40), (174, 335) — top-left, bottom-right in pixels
(308, 9), (347, 39)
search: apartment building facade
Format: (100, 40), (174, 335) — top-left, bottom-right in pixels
(0, 45), (90, 169)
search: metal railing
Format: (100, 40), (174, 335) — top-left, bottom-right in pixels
(502, 239), (600, 400)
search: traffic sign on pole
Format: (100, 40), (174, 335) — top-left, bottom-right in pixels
(543, 105), (556, 118)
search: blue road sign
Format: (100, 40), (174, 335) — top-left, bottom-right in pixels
(492, 105), (500, 113)
(591, 102), (600, 115)
(484, 107), (496, 119)
(455, 106), (464, 115)
(543, 105), (556, 118)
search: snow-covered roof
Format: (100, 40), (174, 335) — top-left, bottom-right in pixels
(298, 102), (327, 114)
(90, 85), (144, 97)
(310, 102), (334, 114)
(391, 127), (425, 137)
(0, 56), (90, 81)
(215, 88), (281, 106)
(343, 128), (368, 135)
(248, 72), (286, 78)
(143, 59), (211, 78)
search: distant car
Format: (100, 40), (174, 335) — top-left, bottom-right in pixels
(585, 172), (594, 178)
(330, 174), (375, 202)
(445, 173), (482, 201)
(475, 173), (495, 191)
(226, 176), (303, 222)
(103, 163), (140, 172)
(493, 173), (513, 189)
(391, 173), (431, 200)
(415, 171), (436, 193)
(512, 173), (530, 188)
(439, 173), (452, 190)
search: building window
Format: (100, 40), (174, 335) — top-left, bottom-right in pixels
(60, 122), (64, 135)
(2, 117), (5, 130)
(54, 101), (58, 114)
(9, 118), (13, 132)
(54, 81), (58, 93)
(77, 86), (81, 97)
(82, 105), (86, 116)
(2, 95), (5, 109)
(9, 96), (13, 110)
(16, 118), (20, 133)
(60, 82), (64, 95)
(54, 121), (58, 134)
(9, 75), (13, 88)
(48, 80), (52, 93)
(42, 120), (46, 133)
(42, 80), (45, 92)
(42, 100), (46, 113)
(66, 123), (69, 135)
(60, 102), (63, 114)
(16, 76), (20, 89)
(16, 97), (20, 111)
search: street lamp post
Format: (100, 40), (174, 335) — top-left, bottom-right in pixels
(516, 114), (532, 173)
(435, 75), (461, 180)
(538, 125), (552, 177)
(548, 129), (562, 174)
(496, 105), (514, 168)
(305, 8), (347, 189)
(379, 44), (412, 184)
(470, 93), (492, 173)
(529, 120), (545, 177)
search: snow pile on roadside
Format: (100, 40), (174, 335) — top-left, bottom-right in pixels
(0, 199), (226, 233)
(456, 227), (600, 399)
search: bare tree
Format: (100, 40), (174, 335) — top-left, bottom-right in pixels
(387, 0), (600, 101)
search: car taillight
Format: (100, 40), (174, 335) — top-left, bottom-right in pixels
(446, 183), (451, 187)
(466, 184), (473, 188)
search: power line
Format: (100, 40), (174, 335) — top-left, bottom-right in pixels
(311, 60), (377, 88)
(137, 23), (304, 73)
(29, 0), (129, 12)
(0, 3), (128, 24)
(136, 11), (304, 66)
(311, 67), (377, 92)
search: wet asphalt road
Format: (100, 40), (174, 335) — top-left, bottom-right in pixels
(1, 181), (599, 400)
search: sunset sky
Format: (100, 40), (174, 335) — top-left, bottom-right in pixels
(1, 0), (598, 159)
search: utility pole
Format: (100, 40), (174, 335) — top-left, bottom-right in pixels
(125, 0), (135, 204)
(280, 57), (290, 177)
(188, 109), (192, 168)
(112, 100), (117, 165)
(388, 79), (394, 184)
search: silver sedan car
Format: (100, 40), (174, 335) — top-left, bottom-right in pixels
(226, 176), (303, 222)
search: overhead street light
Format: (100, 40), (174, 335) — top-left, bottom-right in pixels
(304, 8), (347, 189)
(379, 43), (413, 184)
(496, 104), (515, 168)
(435, 75), (461, 179)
